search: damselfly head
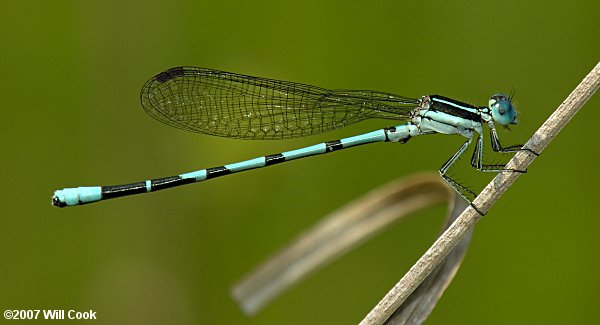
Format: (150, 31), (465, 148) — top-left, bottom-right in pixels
(489, 93), (518, 126)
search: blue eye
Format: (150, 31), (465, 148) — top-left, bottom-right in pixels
(489, 93), (517, 126)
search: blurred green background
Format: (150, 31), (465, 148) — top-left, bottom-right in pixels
(2, 0), (599, 324)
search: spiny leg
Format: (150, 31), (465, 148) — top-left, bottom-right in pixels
(471, 134), (520, 173)
(490, 127), (523, 153)
(489, 123), (538, 155)
(470, 124), (534, 173)
(439, 137), (478, 203)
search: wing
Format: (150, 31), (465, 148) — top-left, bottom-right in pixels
(140, 67), (419, 139)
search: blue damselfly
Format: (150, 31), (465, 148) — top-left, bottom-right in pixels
(52, 67), (527, 208)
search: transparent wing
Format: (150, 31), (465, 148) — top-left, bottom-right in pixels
(140, 67), (419, 139)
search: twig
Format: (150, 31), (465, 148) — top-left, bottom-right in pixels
(361, 60), (600, 325)
(384, 194), (470, 325)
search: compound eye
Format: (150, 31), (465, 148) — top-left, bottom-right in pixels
(489, 94), (517, 126)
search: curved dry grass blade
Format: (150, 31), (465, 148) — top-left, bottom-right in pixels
(361, 61), (600, 325)
(385, 195), (469, 325)
(232, 174), (465, 317)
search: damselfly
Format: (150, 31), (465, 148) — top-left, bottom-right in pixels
(52, 66), (526, 208)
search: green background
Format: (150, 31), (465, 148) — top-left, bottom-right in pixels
(2, 0), (599, 324)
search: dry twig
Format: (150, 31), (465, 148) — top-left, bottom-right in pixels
(361, 61), (600, 325)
